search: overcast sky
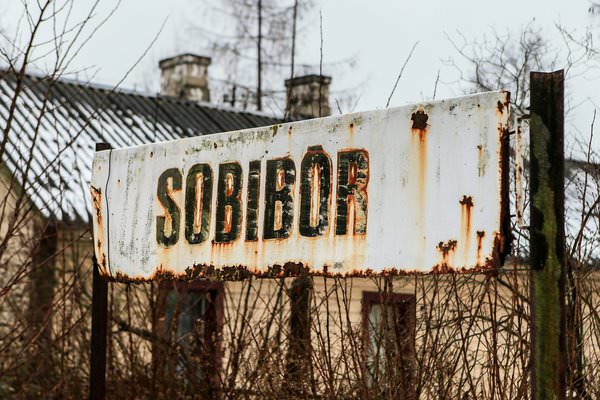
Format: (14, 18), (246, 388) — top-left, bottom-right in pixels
(2, 0), (599, 156)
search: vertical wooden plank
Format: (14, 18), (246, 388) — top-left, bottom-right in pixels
(529, 70), (566, 400)
(90, 142), (110, 400)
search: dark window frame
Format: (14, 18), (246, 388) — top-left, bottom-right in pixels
(154, 280), (224, 395)
(361, 291), (416, 397)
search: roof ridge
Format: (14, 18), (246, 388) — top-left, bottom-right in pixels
(0, 68), (283, 121)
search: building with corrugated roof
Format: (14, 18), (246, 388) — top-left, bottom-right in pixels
(1, 53), (599, 398)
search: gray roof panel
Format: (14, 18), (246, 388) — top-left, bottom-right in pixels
(0, 70), (281, 224)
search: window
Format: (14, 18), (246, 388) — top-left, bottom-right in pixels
(155, 281), (223, 395)
(362, 292), (416, 398)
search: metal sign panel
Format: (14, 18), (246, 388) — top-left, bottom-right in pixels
(90, 91), (510, 280)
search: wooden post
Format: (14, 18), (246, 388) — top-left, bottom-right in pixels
(25, 221), (57, 393)
(529, 70), (566, 400)
(285, 275), (313, 396)
(89, 143), (110, 400)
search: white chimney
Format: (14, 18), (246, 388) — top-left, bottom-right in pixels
(159, 54), (211, 102)
(285, 74), (331, 119)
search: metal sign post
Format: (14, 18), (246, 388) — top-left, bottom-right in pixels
(529, 70), (566, 400)
(89, 143), (110, 400)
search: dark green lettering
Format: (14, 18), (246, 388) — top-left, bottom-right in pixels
(184, 163), (213, 244)
(215, 162), (243, 243)
(246, 160), (261, 241)
(335, 150), (369, 235)
(299, 146), (331, 237)
(156, 168), (182, 247)
(264, 157), (296, 240)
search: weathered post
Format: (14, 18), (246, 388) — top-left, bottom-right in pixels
(529, 70), (566, 400)
(89, 143), (110, 400)
(285, 275), (313, 396)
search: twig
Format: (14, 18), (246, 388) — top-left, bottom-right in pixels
(386, 41), (419, 107)
(433, 69), (440, 100)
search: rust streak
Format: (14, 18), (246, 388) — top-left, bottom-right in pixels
(224, 205), (233, 233)
(459, 195), (474, 265)
(90, 186), (107, 275)
(476, 230), (485, 266)
(411, 109), (428, 130)
(411, 108), (429, 265)
(437, 239), (457, 266)
(410, 109), (429, 185)
(107, 260), (497, 284)
(496, 100), (504, 115)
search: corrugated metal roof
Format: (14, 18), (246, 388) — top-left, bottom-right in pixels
(0, 70), (281, 224)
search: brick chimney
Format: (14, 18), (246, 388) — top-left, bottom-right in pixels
(159, 54), (211, 102)
(285, 74), (331, 119)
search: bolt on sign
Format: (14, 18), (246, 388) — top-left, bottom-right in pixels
(90, 91), (510, 280)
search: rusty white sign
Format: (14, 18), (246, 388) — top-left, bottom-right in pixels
(91, 91), (510, 280)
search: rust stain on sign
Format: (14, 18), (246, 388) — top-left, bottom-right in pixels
(459, 195), (474, 265)
(437, 239), (458, 266)
(90, 186), (108, 275)
(410, 107), (429, 266)
(476, 230), (486, 266)
(90, 91), (510, 280)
